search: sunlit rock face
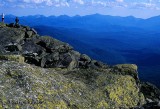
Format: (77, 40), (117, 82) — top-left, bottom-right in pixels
(0, 60), (145, 108)
(0, 23), (159, 108)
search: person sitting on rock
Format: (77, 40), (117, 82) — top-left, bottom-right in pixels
(2, 13), (4, 22)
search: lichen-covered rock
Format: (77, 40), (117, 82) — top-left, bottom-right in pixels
(0, 55), (24, 63)
(37, 36), (73, 53)
(0, 26), (25, 54)
(0, 22), (6, 27)
(113, 64), (139, 83)
(0, 61), (145, 109)
(104, 75), (145, 108)
(26, 31), (33, 38)
(114, 64), (138, 71)
(95, 73), (145, 108)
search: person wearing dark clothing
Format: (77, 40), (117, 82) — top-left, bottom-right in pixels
(15, 17), (19, 24)
(15, 17), (20, 28)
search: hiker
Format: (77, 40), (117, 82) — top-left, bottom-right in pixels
(2, 13), (4, 22)
(15, 17), (20, 28)
(15, 17), (19, 25)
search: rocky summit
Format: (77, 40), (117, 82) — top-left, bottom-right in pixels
(0, 22), (159, 109)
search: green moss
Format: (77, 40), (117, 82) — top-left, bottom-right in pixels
(0, 55), (24, 63)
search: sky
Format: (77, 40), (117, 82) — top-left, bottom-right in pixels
(0, 0), (160, 18)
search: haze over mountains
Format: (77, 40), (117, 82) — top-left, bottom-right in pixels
(5, 14), (160, 87)
(5, 14), (160, 31)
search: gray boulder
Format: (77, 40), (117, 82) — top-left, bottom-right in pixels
(0, 25), (108, 70)
(26, 31), (33, 38)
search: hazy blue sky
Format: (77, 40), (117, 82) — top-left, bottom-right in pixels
(0, 0), (160, 18)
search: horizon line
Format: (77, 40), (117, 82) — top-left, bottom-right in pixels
(4, 13), (160, 20)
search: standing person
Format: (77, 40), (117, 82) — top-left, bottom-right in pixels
(15, 17), (20, 28)
(15, 17), (19, 25)
(2, 13), (4, 22)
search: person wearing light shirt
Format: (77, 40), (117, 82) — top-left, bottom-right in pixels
(2, 13), (4, 22)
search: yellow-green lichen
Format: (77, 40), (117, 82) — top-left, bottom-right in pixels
(0, 55), (24, 63)
(115, 64), (138, 71)
(15, 104), (20, 109)
(54, 100), (68, 109)
(0, 104), (3, 109)
(0, 23), (6, 27)
(97, 100), (109, 109)
(104, 75), (145, 108)
(0, 60), (145, 109)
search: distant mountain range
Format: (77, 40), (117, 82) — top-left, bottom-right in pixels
(4, 14), (160, 87)
(5, 14), (160, 32)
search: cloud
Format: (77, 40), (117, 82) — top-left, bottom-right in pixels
(21, 0), (84, 6)
(90, 0), (127, 8)
(1, 0), (160, 10)
(73, 0), (84, 5)
(116, 0), (123, 3)
(91, 1), (107, 7)
(131, 2), (156, 9)
(22, 0), (53, 6)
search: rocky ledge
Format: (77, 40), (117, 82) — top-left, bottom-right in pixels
(0, 22), (159, 109)
(0, 23), (107, 70)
